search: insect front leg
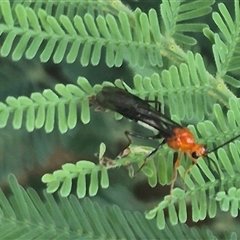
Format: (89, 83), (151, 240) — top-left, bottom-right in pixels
(183, 157), (198, 180)
(170, 151), (183, 196)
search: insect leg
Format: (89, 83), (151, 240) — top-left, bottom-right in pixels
(120, 80), (162, 112)
(144, 99), (161, 112)
(120, 130), (159, 157)
(115, 130), (147, 161)
(183, 157), (198, 181)
(124, 131), (166, 174)
(135, 139), (166, 174)
(146, 139), (166, 159)
(116, 130), (162, 161)
(170, 151), (183, 195)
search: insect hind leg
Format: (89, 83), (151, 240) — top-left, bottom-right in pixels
(118, 131), (166, 175)
(135, 139), (166, 174)
(119, 130), (161, 157)
(170, 151), (183, 196)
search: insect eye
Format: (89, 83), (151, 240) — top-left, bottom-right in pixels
(191, 152), (199, 159)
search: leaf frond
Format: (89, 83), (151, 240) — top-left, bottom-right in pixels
(42, 143), (154, 198)
(204, 1), (240, 87)
(0, 77), (95, 133)
(0, 1), (165, 67)
(161, 0), (214, 45)
(114, 52), (224, 120)
(1, 174), (225, 239)
(0, 51), (225, 133)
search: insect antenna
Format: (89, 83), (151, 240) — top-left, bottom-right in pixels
(204, 133), (240, 187)
(208, 133), (240, 154)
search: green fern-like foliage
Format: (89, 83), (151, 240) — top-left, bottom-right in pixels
(0, 52), (233, 133)
(0, 77), (95, 133)
(204, 2), (240, 85)
(1, 0), (240, 238)
(0, 0), (213, 67)
(1, 174), (228, 239)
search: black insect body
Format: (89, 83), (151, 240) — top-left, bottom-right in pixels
(96, 86), (181, 140)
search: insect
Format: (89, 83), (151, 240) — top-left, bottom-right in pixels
(95, 85), (240, 194)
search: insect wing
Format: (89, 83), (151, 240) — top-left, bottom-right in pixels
(96, 86), (149, 120)
(96, 86), (180, 138)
